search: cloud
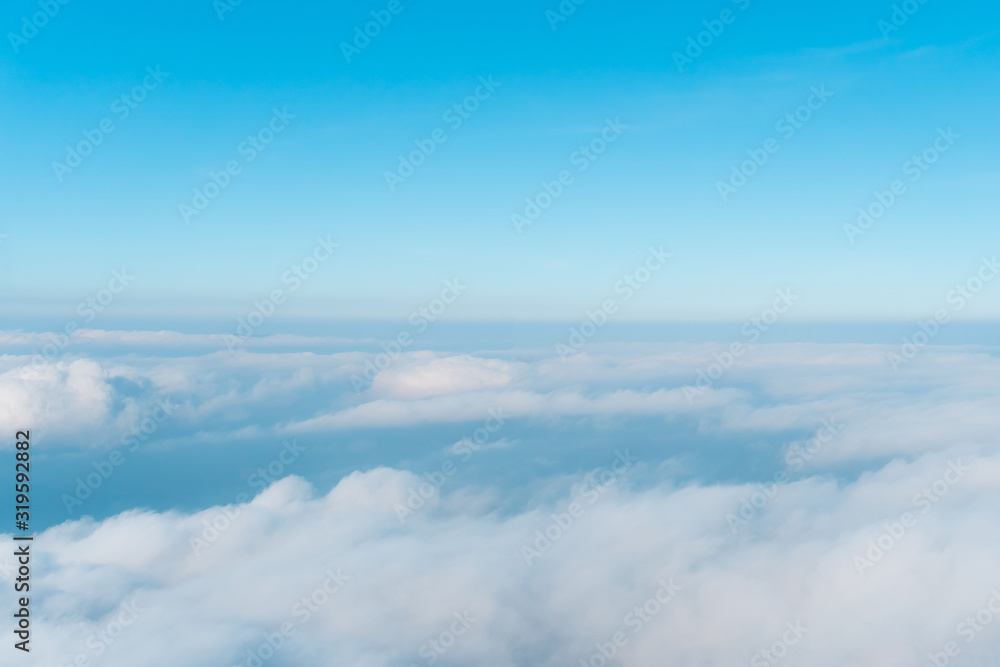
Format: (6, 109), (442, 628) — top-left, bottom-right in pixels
(282, 386), (728, 432)
(369, 353), (515, 399)
(0, 359), (116, 439)
(286, 343), (1000, 467)
(3, 332), (1000, 470)
(4, 330), (1000, 664)
(7, 448), (1000, 667)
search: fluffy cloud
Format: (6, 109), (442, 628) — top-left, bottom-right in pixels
(2, 332), (1000, 471)
(5, 448), (1000, 667)
(0, 359), (116, 439)
(3, 330), (1000, 664)
(369, 353), (516, 399)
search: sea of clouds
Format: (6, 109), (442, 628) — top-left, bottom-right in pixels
(2, 329), (999, 666)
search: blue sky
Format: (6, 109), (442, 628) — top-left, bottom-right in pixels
(4, 5), (1000, 663)
(2, 0), (999, 325)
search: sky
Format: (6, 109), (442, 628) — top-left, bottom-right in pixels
(2, 0), (999, 323)
(3, 2), (1000, 666)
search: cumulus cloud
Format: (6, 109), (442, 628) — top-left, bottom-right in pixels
(3, 330), (1000, 664)
(0, 359), (116, 439)
(5, 449), (1000, 667)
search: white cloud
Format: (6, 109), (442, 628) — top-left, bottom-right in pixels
(7, 449), (1000, 666)
(369, 353), (515, 399)
(2, 331), (999, 470)
(3, 331), (1000, 664)
(0, 359), (115, 439)
(282, 386), (729, 432)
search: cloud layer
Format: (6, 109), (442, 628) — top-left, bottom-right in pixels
(3, 331), (998, 470)
(5, 448), (1000, 667)
(3, 330), (1000, 665)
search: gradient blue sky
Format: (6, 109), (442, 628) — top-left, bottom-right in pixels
(2, 0), (999, 323)
(5, 7), (1000, 663)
